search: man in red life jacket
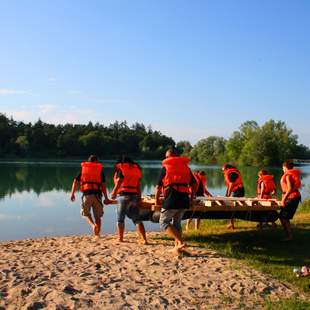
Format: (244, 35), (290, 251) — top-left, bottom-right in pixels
(155, 149), (197, 255)
(70, 155), (112, 237)
(186, 171), (212, 230)
(256, 169), (277, 229)
(222, 164), (245, 229)
(111, 156), (147, 244)
(279, 160), (301, 241)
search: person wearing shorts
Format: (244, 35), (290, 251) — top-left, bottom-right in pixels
(70, 155), (111, 237)
(279, 160), (302, 241)
(111, 156), (147, 244)
(155, 149), (197, 255)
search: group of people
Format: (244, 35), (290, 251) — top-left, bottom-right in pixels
(70, 150), (302, 255)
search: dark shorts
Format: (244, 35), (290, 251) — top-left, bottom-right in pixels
(279, 197), (301, 220)
(162, 187), (190, 210)
(232, 187), (245, 197)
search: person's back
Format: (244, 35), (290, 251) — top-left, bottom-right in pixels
(155, 149), (197, 255)
(111, 156), (147, 244)
(257, 170), (276, 199)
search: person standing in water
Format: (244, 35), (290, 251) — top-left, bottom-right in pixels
(111, 156), (147, 244)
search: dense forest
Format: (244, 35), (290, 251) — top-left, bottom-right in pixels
(1, 113), (309, 165)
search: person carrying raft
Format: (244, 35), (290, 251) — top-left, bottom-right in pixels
(111, 156), (147, 245)
(186, 170), (212, 230)
(155, 148), (197, 255)
(70, 155), (112, 237)
(256, 169), (277, 229)
(222, 163), (245, 229)
(279, 160), (302, 241)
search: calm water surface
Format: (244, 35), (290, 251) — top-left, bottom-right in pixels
(1, 160), (310, 241)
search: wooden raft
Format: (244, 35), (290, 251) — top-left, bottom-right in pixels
(141, 196), (283, 212)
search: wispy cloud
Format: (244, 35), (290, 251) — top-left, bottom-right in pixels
(0, 88), (30, 96)
(37, 104), (57, 114)
(48, 77), (56, 81)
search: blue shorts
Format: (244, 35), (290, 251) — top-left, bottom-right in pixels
(159, 209), (185, 231)
(117, 194), (142, 225)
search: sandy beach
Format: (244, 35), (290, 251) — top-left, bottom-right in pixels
(0, 232), (302, 310)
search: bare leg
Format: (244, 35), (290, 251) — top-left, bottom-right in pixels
(195, 218), (201, 230)
(136, 223), (147, 244)
(280, 218), (293, 240)
(84, 215), (96, 235)
(94, 218), (101, 236)
(165, 225), (186, 250)
(227, 219), (235, 230)
(186, 219), (192, 231)
(117, 223), (125, 242)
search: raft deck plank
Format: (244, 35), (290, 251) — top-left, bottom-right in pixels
(141, 196), (282, 212)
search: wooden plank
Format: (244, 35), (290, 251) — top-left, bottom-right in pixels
(140, 196), (283, 212)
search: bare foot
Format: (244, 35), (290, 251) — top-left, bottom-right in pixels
(227, 224), (235, 230)
(139, 239), (148, 245)
(178, 243), (187, 250)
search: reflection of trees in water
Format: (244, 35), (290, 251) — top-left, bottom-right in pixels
(0, 164), (308, 200)
(0, 165), (164, 199)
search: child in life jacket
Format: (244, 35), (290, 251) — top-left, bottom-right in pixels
(256, 169), (277, 229)
(186, 171), (212, 230)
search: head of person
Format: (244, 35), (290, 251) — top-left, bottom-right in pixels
(165, 148), (179, 158)
(258, 169), (268, 177)
(282, 160), (294, 172)
(222, 163), (235, 172)
(199, 171), (206, 176)
(88, 155), (98, 162)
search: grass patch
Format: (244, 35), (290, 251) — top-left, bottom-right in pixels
(265, 297), (310, 310)
(183, 209), (310, 294)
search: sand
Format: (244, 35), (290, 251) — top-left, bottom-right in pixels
(0, 232), (302, 310)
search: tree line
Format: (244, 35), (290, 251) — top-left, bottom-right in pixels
(0, 113), (174, 159)
(1, 113), (309, 165)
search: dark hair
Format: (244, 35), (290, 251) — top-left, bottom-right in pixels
(283, 160), (294, 169)
(199, 171), (206, 176)
(258, 169), (268, 175)
(222, 163), (235, 170)
(88, 155), (98, 162)
(166, 147), (179, 157)
(114, 155), (140, 169)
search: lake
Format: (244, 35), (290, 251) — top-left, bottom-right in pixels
(1, 160), (310, 241)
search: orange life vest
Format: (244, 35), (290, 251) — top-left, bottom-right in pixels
(257, 175), (276, 199)
(192, 172), (207, 195)
(162, 156), (191, 194)
(224, 168), (243, 192)
(114, 163), (142, 194)
(280, 169), (301, 200)
(80, 161), (103, 192)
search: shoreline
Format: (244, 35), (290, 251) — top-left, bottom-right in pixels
(0, 232), (304, 309)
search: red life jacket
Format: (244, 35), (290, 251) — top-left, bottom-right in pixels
(257, 175), (276, 199)
(191, 172), (207, 195)
(280, 169), (301, 200)
(224, 168), (243, 192)
(80, 161), (103, 192)
(114, 163), (142, 194)
(162, 156), (191, 194)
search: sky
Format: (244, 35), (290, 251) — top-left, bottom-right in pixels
(0, 0), (309, 146)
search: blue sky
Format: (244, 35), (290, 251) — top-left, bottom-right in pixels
(0, 0), (309, 146)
